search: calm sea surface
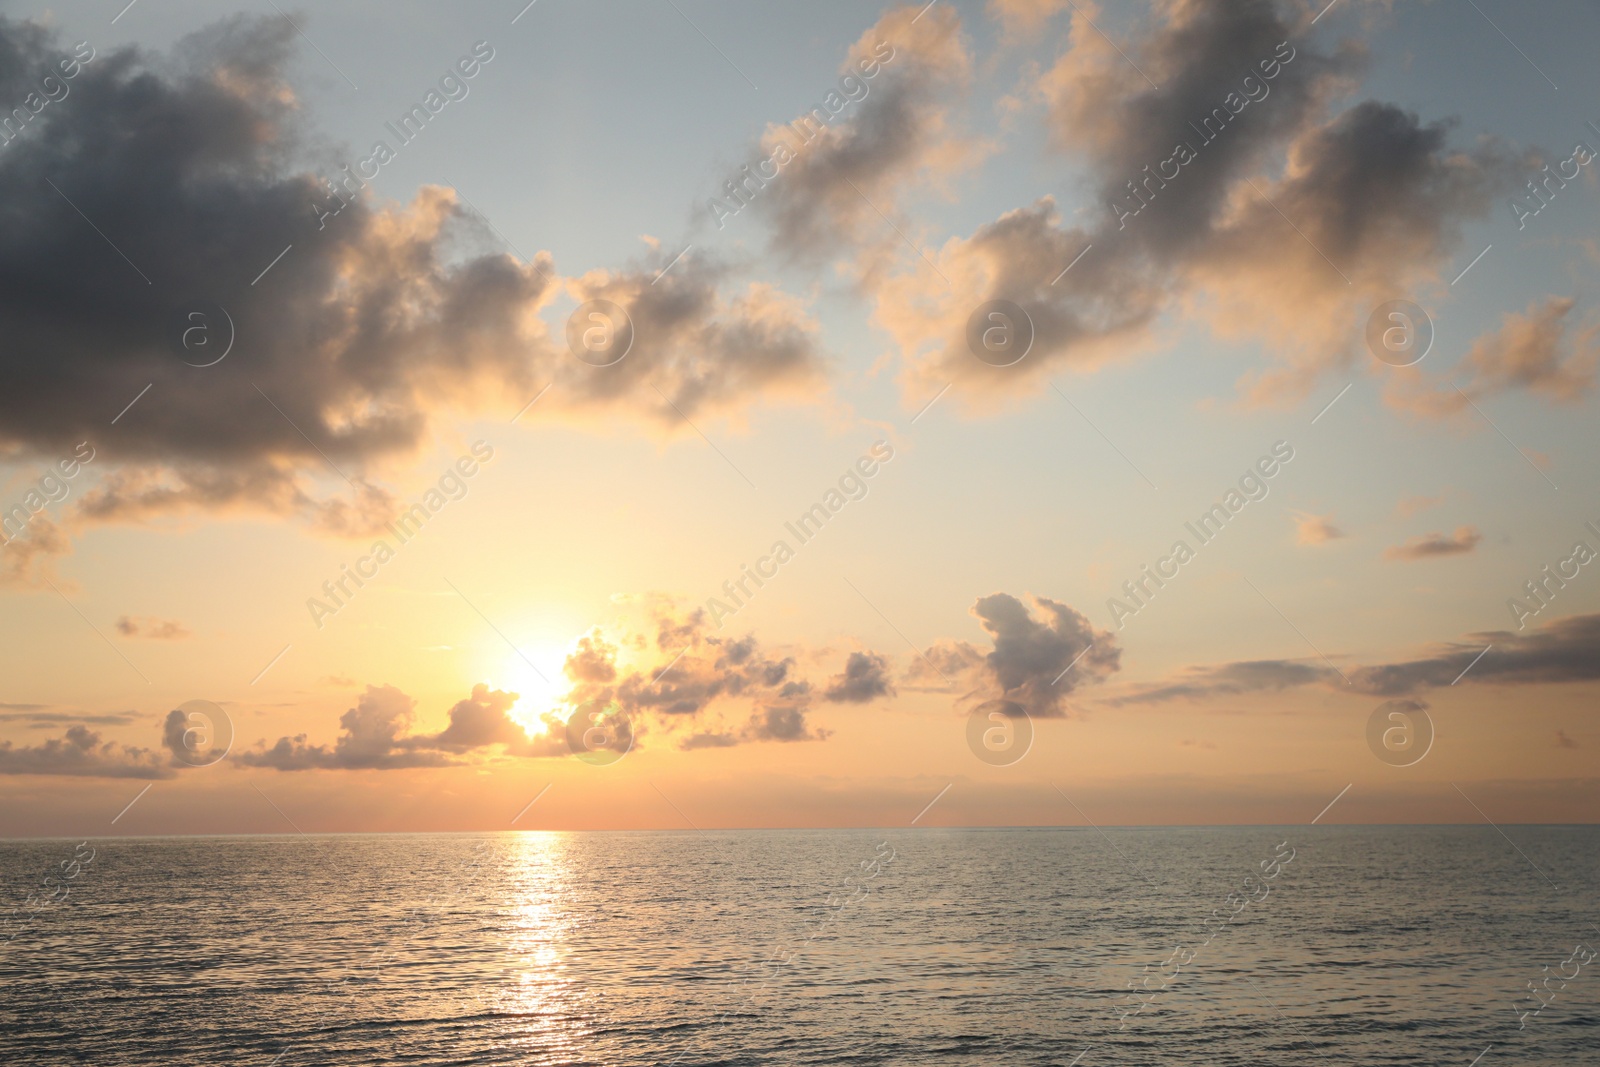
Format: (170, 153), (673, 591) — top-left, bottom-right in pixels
(1, 827), (1596, 1065)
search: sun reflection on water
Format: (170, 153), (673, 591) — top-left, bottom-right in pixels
(472, 832), (602, 1063)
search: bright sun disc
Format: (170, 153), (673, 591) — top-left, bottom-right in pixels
(498, 650), (567, 734)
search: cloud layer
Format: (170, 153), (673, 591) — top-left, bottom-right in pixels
(0, 724), (169, 779)
(561, 597), (883, 750)
(239, 683), (567, 770)
(1113, 611), (1600, 703)
(862, 0), (1514, 409)
(0, 15), (826, 540)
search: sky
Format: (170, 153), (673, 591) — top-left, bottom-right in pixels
(1, 0), (1597, 835)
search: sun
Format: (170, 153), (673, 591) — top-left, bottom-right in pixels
(495, 648), (569, 735)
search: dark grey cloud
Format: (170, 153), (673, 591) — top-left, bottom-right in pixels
(565, 603), (813, 722)
(742, 704), (830, 743)
(1112, 613), (1600, 703)
(922, 592), (1120, 717)
(160, 709), (190, 765)
(563, 257), (823, 419)
(823, 651), (896, 703)
(0, 724), (170, 778)
(231, 600), (884, 766)
(0, 15), (824, 534)
(877, 0), (1514, 407)
(0, 710), (139, 729)
(238, 684), (456, 770)
(1349, 614), (1600, 696)
(115, 615), (190, 639)
(561, 597), (881, 748)
(1052, 0), (1352, 260)
(1109, 659), (1331, 706)
(741, 5), (974, 265)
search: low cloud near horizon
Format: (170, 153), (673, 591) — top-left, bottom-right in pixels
(1110, 611), (1600, 704)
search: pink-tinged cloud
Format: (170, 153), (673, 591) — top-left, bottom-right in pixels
(1388, 297), (1597, 418)
(1294, 512), (1343, 545)
(987, 0), (1071, 36)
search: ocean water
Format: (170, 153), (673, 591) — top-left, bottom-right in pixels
(1, 827), (1596, 1065)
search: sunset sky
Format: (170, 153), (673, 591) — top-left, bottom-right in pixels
(2, 0), (1597, 835)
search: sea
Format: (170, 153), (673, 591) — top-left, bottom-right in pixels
(1, 826), (1596, 1065)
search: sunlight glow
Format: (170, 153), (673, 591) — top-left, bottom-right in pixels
(498, 647), (570, 735)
